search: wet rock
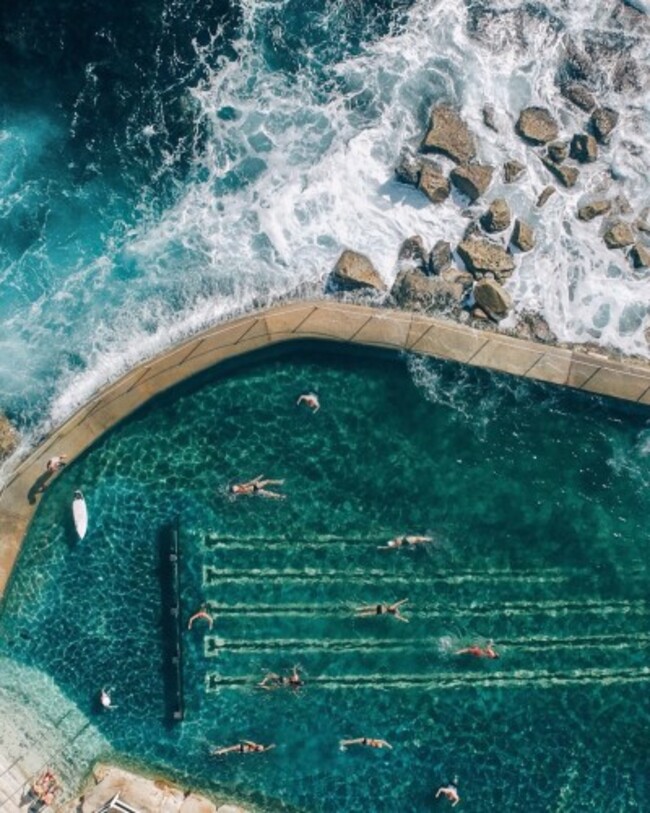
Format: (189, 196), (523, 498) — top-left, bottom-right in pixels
(471, 306), (490, 321)
(510, 220), (535, 252)
(541, 156), (579, 188)
(630, 243), (650, 269)
(562, 38), (597, 84)
(418, 160), (451, 204)
(398, 236), (428, 272)
(547, 141), (568, 163)
(473, 278), (512, 319)
(463, 220), (483, 240)
(450, 163), (494, 202)
(560, 82), (597, 112)
(603, 221), (634, 250)
(0, 413), (18, 461)
(429, 240), (452, 275)
(611, 195), (633, 216)
(515, 107), (559, 145)
(482, 104), (498, 132)
(390, 269), (464, 312)
(570, 134), (598, 163)
(536, 186), (556, 208)
(395, 148), (421, 186)
(481, 198), (511, 233)
(513, 311), (557, 344)
(421, 105), (476, 164)
(577, 200), (611, 221)
(504, 160), (526, 183)
(457, 237), (516, 278)
(331, 250), (386, 292)
(590, 107), (619, 144)
(440, 266), (474, 290)
(613, 55), (642, 93)
(636, 208), (650, 234)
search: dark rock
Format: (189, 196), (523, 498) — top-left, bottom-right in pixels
(390, 269), (464, 312)
(562, 38), (597, 84)
(536, 186), (556, 208)
(541, 156), (579, 188)
(421, 105), (476, 164)
(504, 160), (526, 183)
(398, 236), (428, 272)
(590, 107), (619, 144)
(0, 414), (18, 461)
(570, 134), (598, 163)
(450, 163), (494, 202)
(474, 278), (512, 319)
(482, 104), (498, 132)
(395, 148), (421, 186)
(515, 106), (559, 144)
(418, 161), (451, 204)
(577, 200), (611, 221)
(636, 208), (650, 234)
(331, 250), (386, 292)
(481, 198), (511, 233)
(560, 82), (596, 112)
(463, 220), (483, 240)
(457, 237), (516, 278)
(613, 55), (641, 93)
(510, 220), (535, 252)
(629, 243), (650, 269)
(603, 221), (634, 250)
(547, 141), (568, 163)
(429, 240), (452, 275)
(513, 311), (557, 344)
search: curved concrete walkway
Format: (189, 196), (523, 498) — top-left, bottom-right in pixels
(2, 298), (650, 598)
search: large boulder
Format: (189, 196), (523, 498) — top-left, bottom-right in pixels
(450, 163), (494, 202)
(513, 311), (557, 344)
(390, 269), (464, 312)
(504, 160), (526, 183)
(510, 219), (535, 252)
(0, 414), (18, 461)
(603, 221), (634, 250)
(570, 134), (598, 163)
(515, 107), (559, 144)
(418, 161), (451, 203)
(473, 278), (512, 319)
(421, 105), (476, 164)
(398, 236), (428, 273)
(630, 243), (650, 269)
(560, 82), (597, 112)
(395, 148), (421, 186)
(429, 240), (452, 275)
(481, 198), (511, 233)
(457, 237), (516, 278)
(330, 250), (386, 292)
(536, 186), (556, 208)
(578, 200), (611, 221)
(541, 156), (579, 187)
(590, 107), (619, 144)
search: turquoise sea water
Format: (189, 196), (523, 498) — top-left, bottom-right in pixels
(1, 349), (649, 811)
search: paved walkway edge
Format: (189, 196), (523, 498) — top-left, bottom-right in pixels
(2, 299), (650, 598)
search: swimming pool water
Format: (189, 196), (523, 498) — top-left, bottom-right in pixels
(1, 349), (649, 811)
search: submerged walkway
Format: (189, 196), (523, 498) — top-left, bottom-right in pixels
(2, 298), (650, 598)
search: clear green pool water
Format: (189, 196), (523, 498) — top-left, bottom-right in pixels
(1, 349), (649, 811)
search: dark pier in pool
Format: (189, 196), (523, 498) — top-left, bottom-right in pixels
(159, 519), (184, 723)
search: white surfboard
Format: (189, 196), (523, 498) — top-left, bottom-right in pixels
(72, 490), (88, 540)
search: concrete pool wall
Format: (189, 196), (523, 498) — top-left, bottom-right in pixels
(2, 298), (650, 599)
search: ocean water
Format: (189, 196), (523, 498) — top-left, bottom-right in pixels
(0, 350), (649, 811)
(0, 0), (649, 474)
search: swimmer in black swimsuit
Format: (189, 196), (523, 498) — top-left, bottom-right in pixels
(258, 666), (304, 690)
(340, 737), (392, 749)
(229, 475), (285, 499)
(355, 598), (409, 623)
(211, 740), (275, 756)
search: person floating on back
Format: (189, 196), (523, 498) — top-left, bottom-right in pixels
(340, 737), (392, 750)
(378, 534), (433, 550)
(296, 392), (320, 412)
(455, 640), (499, 659)
(229, 475), (285, 500)
(211, 740), (275, 756)
(436, 782), (460, 806)
(355, 598), (409, 623)
(188, 605), (214, 630)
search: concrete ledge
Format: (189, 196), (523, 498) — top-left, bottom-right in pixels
(1, 298), (650, 600)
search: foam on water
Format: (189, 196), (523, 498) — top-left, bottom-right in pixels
(0, 0), (649, 470)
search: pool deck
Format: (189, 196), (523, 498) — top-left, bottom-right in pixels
(2, 298), (650, 601)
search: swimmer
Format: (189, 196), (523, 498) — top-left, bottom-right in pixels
(340, 737), (392, 750)
(211, 740), (275, 756)
(455, 640), (499, 659)
(355, 598), (409, 623)
(435, 783), (460, 806)
(46, 454), (68, 473)
(378, 534), (433, 550)
(99, 688), (114, 709)
(229, 475), (285, 500)
(258, 665), (304, 690)
(188, 606), (214, 630)
(296, 392), (320, 412)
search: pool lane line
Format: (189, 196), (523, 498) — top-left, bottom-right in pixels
(203, 632), (650, 655)
(204, 666), (650, 692)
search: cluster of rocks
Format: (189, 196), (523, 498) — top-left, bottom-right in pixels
(0, 414), (18, 462)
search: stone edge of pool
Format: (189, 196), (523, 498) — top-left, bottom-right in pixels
(2, 296), (650, 600)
